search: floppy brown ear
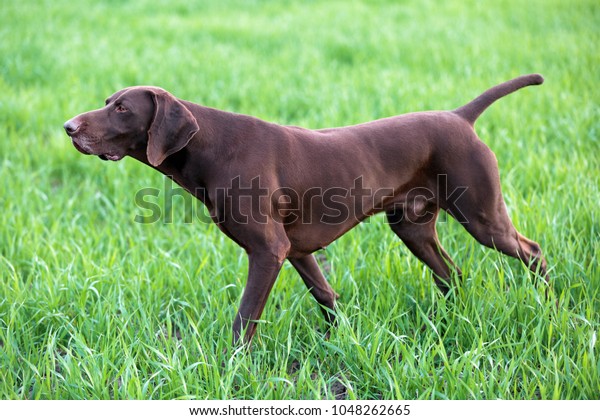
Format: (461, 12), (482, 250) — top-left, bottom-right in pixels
(147, 90), (199, 167)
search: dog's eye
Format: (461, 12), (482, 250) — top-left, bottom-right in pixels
(115, 105), (128, 113)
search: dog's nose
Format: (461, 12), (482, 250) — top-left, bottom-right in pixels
(63, 120), (80, 135)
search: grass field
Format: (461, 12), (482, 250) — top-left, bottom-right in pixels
(0, 0), (598, 399)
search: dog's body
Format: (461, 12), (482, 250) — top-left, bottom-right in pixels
(65, 74), (548, 344)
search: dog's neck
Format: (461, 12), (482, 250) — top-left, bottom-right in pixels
(125, 102), (287, 215)
(127, 142), (209, 206)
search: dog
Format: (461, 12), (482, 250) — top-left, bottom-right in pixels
(64, 74), (548, 345)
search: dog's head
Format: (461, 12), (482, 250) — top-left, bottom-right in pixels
(64, 87), (199, 166)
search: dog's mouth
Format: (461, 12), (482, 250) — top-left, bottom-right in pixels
(98, 153), (124, 161)
(71, 138), (123, 161)
(71, 138), (92, 155)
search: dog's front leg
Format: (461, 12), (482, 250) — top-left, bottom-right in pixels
(289, 255), (338, 328)
(232, 250), (286, 346)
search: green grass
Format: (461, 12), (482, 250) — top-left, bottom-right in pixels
(0, 0), (598, 399)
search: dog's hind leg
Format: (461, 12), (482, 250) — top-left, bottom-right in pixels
(447, 195), (548, 285)
(442, 150), (549, 286)
(386, 206), (462, 295)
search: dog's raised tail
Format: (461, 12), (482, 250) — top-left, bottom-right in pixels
(453, 74), (544, 125)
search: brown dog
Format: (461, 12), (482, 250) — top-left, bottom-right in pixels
(64, 74), (548, 345)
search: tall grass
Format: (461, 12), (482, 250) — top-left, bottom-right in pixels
(0, 0), (598, 399)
